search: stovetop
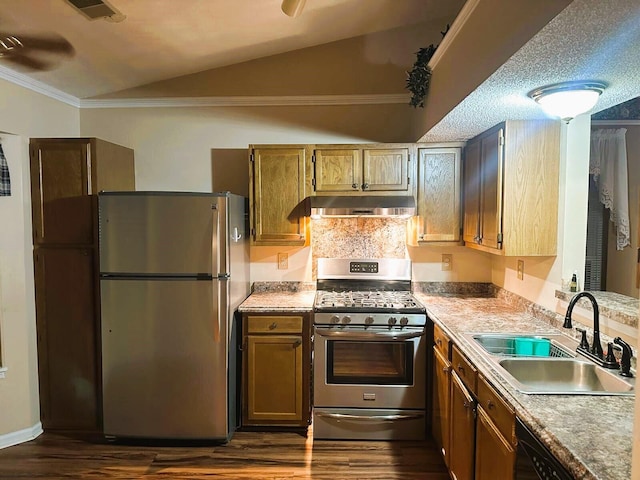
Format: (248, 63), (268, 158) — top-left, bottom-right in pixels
(314, 289), (425, 313)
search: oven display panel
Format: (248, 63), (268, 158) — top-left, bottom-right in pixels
(349, 261), (379, 274)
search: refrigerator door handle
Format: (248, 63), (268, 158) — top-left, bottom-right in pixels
(212, 202), (221, 342)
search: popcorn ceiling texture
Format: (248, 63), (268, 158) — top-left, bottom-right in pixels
(421, 0), (640, 143)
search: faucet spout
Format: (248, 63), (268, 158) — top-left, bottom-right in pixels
(565, 291), (603, 359)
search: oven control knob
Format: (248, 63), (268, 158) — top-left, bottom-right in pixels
(388, 317), (397, 326)
(331, 315), (340, 324)
(342, 316), (351, 324)
(400, 316), (409, 326)
(365, 316), (374, 325)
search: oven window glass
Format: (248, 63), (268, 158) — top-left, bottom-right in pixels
(326, 340), (414, 385)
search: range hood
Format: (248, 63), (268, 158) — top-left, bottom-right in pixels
(306, 195), (416, 218)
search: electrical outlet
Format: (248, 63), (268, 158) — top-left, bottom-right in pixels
(441, 254), (452, 271)
(277, 252), (288, 270)
(517, 260), (524, 280)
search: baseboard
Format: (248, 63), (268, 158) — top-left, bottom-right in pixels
(0, 422), (43, 449)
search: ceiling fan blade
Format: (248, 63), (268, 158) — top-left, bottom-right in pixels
(2, 53), (52, 71)
(21, 36), (74, 55)
(0, 32), (74, 56)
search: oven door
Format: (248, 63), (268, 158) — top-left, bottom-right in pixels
(313, 326), (426, 409)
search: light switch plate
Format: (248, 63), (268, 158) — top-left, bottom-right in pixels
(278, 252), (288, 270)
(441, 254), (452, 271)
(517, 260), (524, 280)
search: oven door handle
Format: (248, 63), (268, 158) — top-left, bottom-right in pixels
(314, 328), (424, 341)
(315, 412), (424, 422)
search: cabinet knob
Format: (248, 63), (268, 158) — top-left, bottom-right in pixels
(293, 339), (302, 348)
(436, 338), (442, 346)
(457, 364), (465, 373)
(487, 400), (495, 410)
(362, 183), (369, 190)
(352, 183), (358, 189)
(269, 322), (277, 330)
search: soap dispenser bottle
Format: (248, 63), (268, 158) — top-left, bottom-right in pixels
(569, 272), (578, 292)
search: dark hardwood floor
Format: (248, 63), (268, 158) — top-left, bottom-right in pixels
(0, 428), (449, 479)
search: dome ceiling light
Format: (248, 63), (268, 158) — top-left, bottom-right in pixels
(528, 81), (607, 122)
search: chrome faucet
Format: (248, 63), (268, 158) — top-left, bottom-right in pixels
(563, 291), (604, 360)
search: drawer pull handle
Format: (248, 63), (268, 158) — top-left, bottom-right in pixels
(269, 322), (277, 330)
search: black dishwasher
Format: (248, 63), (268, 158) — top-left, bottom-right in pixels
(515, 417), (574, 480)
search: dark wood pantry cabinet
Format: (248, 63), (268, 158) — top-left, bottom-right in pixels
(30, 138), (135, 432)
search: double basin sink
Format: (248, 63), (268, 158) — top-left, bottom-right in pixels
(462, 332), (635, 396)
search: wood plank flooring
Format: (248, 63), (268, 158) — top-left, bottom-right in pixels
(0, 428), (449, 479)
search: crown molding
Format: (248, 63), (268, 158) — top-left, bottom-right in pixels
(428, 0), (480, 69)
(0, 66), (409, 108)
(78, 93), (410, 108)
(0, 66), (80, 107)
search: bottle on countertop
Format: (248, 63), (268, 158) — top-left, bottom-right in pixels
(569, 271), (578, 292)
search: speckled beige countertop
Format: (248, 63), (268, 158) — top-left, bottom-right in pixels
(416, 292), (634, 480)
(238, 283), (635, 479)
(238, 282), (316, 312)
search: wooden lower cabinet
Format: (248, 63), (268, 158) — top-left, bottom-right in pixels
(241, 314), (311, 427)
(434, 335), (516, 480)
(34, 246), (100, 430)
(449, 371), (476, 480)
(475, 406), (516, 479)
(432, 325), (452, 466)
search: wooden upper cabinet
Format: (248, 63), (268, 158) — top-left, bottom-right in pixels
(30, 138), (135, 245)
(313, 148), (361, 192)
(313, 145), (412, 195)
(250, 146), (307, 245)
(462, 120), (560, 256)
(414, 147), (461, 244)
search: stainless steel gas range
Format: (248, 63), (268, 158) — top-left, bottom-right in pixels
(312, 258), (427, 441)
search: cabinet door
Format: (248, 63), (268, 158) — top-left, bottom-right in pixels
(475, 406), (516, 480)
(416, 148), (461, 243)
(362, 148), (409, 192)
(30, 140), (94, 245)
(34, 247), (99, 430)
(432, 346), (451, 466)
(245, 335), (303, 424)
(449, 372), (476, 480)
(251, 147), (306, 245)
(463, 139), (481, 245)
(313, 148), (362, 193)
(479, 128), (503, 250)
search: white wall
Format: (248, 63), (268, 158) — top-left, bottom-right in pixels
(0, 79), (80, 446)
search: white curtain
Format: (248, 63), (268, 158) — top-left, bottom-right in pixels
(589, 128), (630, 250)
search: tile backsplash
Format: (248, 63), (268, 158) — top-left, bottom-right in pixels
(310, 217), (408, 278)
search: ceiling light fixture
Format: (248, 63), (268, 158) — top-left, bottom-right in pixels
(281, 0), (307, 17)
(528, 81), (607, 122)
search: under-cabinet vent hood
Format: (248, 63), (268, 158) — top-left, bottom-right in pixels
(306, 195), (416, 218)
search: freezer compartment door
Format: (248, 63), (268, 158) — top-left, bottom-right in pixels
(99, 193), (222, 276)
(101, 277), (232, 439)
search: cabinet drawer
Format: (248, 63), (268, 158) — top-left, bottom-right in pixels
(451, 345), (477, 395)
(246, 315), (303, 334)
(478, 374), (515, 446)
(433, 323), (451, 359)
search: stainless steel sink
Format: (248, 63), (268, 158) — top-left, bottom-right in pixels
(467, 333), (576, 358)
(462, 332), (635, 396)
(498, 358), (634, 395)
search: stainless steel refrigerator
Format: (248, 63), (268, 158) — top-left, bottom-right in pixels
(98, 191), (249, 441)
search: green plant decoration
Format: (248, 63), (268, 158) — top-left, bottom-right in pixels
(406, 26), (450, 108)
